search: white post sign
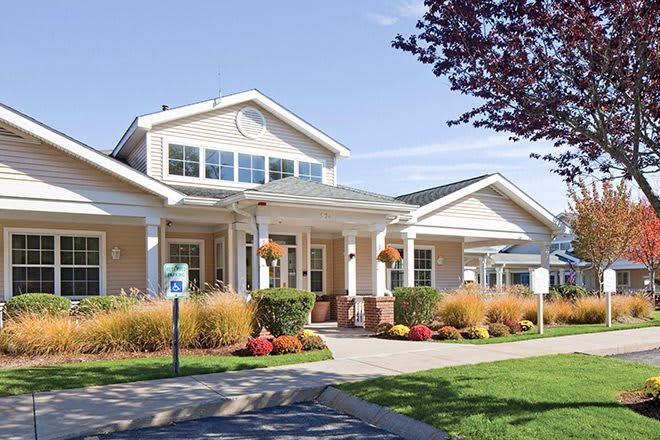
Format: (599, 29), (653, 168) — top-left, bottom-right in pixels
(163, 263), (189, 299)
(603, 268), (616, 327)
(533, 267), (549, 335)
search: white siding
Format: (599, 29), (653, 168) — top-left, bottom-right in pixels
(149, 103), (336, 187)
(356, 237), (372, 294)
(126, 135), (148, 173)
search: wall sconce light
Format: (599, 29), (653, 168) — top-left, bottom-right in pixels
(436, 256), (444, 265)
(111, 246), (121, 260)
(166, 221), (173, 228)
(349, 253), (356, 260)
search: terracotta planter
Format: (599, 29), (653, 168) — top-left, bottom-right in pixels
(311, 301), (331, 323)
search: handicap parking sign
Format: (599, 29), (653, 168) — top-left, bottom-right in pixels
(163, 263), (189, 299)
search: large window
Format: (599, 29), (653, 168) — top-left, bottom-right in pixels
(238, 153), (265, 184)
(299, 161), (323, 183)
(168, 144), (200, 177)
(414, 249), (433, 287)
(9, 231), (102, 297)
(168, 242), (202, 288)
(310, 247), (324, 293)
(617, 271), (630, 287)
(205, 149), (234, 181)
(269, 157), (294, 181)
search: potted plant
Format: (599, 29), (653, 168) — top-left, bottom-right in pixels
(256, 240), (285, 267)
(311, 294), (331, 322)
(377, 246), (402, 269)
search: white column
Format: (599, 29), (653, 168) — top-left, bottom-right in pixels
(255, 216), (270, 290)
(559, 269), (566, 286)
(577, 269), (584, 287)
(226, 227), (235, 288)
(528, 267), (535, 290)
(496, 266), (504, 290)
(234, 224), (247, 293)
(539, 241), (550, 270)
(372, 224), (387, 296)
(145, 217), (160, 297)
(479, 258), (485, 286)
(343, 230), (358, 296)
(505, 269), (511, 287)
(402, 231), (416, 288)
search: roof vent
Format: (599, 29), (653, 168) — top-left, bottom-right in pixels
(236, 106), (266, 139)
(162, 105), (169, 111)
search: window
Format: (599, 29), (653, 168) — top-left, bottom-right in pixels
(169, 242), (202, 287)
(11, 234), (55, 295)
(238, 153), (265, 183)
(215, 239), (225, 283)
(9, 231), (103, 297)
(388, 248), (404, 290)
(310, 247), (324, 293)
(168, 144), (200, 177)
(269, 157), (294, 181)
(299, 161), (323, 183)
(205, 150), (234, 181)
(617, 271), (630, 287)
(414, 249), (433, 287)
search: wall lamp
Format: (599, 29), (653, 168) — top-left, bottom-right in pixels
(111, 246), (121, 260)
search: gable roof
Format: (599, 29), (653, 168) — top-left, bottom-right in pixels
(396, 174), (493, 206)
(113, 89), (350, 159)
(0, 103), (184, 204)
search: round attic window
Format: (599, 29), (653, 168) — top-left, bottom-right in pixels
(236, 106), (266, 139)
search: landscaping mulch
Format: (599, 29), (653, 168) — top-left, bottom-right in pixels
(0, 343), (245, 369)
(618, 391), (660, 422)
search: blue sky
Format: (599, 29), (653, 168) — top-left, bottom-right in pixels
(1, 0), (569, 213)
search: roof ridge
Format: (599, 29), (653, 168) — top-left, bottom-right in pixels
(396, 174), (493, 199)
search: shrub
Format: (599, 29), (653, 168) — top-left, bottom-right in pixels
(503, 319), (522, 334)
(374, 322), (393, 335)
(485, 295), (522, 323)
(77, 296), (139, 316)
(272, 335), (302, 354)
(548, 285), (588, 301)
(544, 300), (573, 325)
(393, 286), (441, 326)
(252, 288), (315, 337)
(0, 313), (80, 355)
(300, 334), (325, 351)
(245, 337), (273, 356)
(488, 322), (511, 337)
(642, 376), (660, 402)
(466, 327), (490, 339)
(4, 293), (71, 318)
(436, 326), (463, 340)
(408, 324), (432, 341)
(437, 293), (485, 328)
(519, 320), (534, 331)
(571, 297), (606, 324)
(387, 324), (410, 338)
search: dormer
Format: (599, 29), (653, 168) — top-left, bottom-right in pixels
(112, 90), (349, 190)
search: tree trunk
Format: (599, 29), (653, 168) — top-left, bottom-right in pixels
(652, 269), (657, 310)
(628, 163), (660, 220)
(596, 268), (604, 298)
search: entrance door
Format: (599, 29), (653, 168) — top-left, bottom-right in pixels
(269, 246), (297, 288)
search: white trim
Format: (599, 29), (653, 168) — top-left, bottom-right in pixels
(384, 244), (435, 290)
(214, 237), (226, 284)
(113, 90), (350, 159)
(3, 227), (107, 300)
(236, 106), (267, 139)
(0, 104), (184, 204)
(310, 244), (327, 294)
(166, 238), (205, 287)
(616, 270), (631, 288)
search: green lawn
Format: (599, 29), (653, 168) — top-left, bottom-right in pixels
(446, 310), (660, 344)
(0, 349), (332, 397)
(341, 354), (660, 440)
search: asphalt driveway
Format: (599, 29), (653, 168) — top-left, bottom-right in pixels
(610, 348), (660, 366)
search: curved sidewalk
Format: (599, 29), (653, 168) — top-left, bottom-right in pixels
(2, 326), (659, 440)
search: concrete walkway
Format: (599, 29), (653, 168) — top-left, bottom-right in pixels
(3, 326), (660, 440)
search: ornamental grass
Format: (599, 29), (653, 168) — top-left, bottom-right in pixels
(485, 295), (523, 323)
(0, 313), (80, 355)
(570, 297), (606, 324)
(437, 293), (485, 328)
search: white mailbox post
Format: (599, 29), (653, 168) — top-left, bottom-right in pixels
(533, 267), (550, 335)
(603, 268), (616, 327)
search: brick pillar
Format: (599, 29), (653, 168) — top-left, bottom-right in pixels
(364, 296), (395, 332)
(336, 296), (356, 328)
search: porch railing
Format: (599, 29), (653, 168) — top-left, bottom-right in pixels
(354, 296), (365, 328)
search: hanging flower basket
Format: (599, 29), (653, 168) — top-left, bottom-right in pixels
(377, 246), (402, 268)
(257, 240), (285, 266)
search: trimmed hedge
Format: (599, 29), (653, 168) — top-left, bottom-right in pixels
(251, 288), (315, 337)
(4, 293), (71, 318)
(77, 296), (139, 316)
(393, 286), (441, 326)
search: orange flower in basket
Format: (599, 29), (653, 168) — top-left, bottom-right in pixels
(377, 246), (402, 263)
(256, 240), (285, 260)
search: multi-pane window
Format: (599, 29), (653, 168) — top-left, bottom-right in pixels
(617, 271), (630, 287)
(11, 234), (55, 295)
(205, 149), (234, 181)
(238, 153), (265, 184)
(389, 248), (404, 290)
(414, 249), (433, 287)
(169, 243), (202, 287)
(60, 236), (100, 296)
(310, 247), (324, 293)
(168, 144), (200, 177)
(298, 161), (323, 182)
(215, 240), (225, 283)
(269, 157), (294, 181)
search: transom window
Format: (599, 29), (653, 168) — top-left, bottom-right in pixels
(299, 161), (322, 183)
(269, 157), (294, 181)
(238, 153), (265, 184)
(168, 144), (200, 177)
(310, 247), (324, 293)
(169, 242), (202, 288)
(205, 149), (234, 181)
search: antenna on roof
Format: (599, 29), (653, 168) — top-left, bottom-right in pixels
(214, 65), (222, 106)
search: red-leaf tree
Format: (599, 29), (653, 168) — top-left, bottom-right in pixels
(393, 1), (660, 218)
(626, 200), (660, 306)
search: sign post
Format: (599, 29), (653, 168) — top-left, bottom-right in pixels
(603, 268), (616, 328)
(533, 267), (550, 335)
(163, 263), (189, 375)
